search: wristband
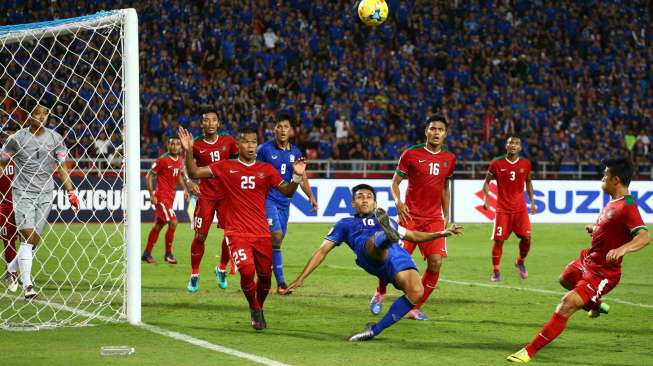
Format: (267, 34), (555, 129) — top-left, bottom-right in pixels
(397, 226), (407, 240)
(291, 173), (302, 183)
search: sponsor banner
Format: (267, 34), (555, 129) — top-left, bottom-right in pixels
(453, 180), (653, 223)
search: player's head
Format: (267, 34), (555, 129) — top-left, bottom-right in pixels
(601, 157), (634, 193)
(201, 110), (220, 136)
(274, 112), (293, 145)
(506, 136), (522, 156)
(28, 104), (49, 128)
(425, 115), (448, 147)
(237, 125), (258, 161)
(352, 184), (377, 215)
(167, 135), (182, 156)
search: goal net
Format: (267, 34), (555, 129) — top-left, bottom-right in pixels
(0, 9), (141, 329)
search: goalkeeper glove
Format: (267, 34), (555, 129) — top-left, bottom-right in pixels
(68, 190), (80, 211)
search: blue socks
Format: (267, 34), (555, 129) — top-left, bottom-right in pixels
(272, 248), (285, 285)
(372, 295), (414, 335)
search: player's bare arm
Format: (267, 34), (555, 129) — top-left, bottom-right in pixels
(178, 127), (213, 179)
(286, 239), (337, 293)
(404, 223), (464, 243)
(482, 171), (494, 210)
(442, 176), (451, 226)
(277, 158), (306, 197)
(300, 172), (318, 211)
(57, 164), (79, 210)
(146, 170), (158, 205)
(391, 173), (411, 223)
(526, 172), (536, 214)
(606, 228), (650, 263)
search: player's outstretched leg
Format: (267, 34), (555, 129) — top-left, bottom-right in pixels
(491, 240), (503, 282)
(215, 239), (230, 289)
(187, 233), (207, 293)
(17, 241), (37, 299)
(515, 236), (530, 279)
(373, 208), (400, 244)
(164, 221), (177, 264)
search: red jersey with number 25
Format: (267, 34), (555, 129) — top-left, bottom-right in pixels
(585, 195), (647, 275)
(488, 156), (532, 213)
(396, 145), (456, 223)
(0, 162), (14, 206)
(193, 135), (238, 200)
(150, 154), (183, 203)
(209, 160), (283, 238)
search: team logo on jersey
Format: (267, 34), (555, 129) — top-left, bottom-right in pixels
(271, 155), (278, 160)
(221, 146), (227, 151)
(290, 154), (295, 162)
(443, 161), (448, 167)
(257, 172), (265, 179)
(606, 209), (614, 219)
(520, 168), (525, 173)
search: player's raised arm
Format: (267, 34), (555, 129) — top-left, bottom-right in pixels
(482, 171), (494, 210)
(178, 127), (213, 179)
(391, 173), (411, 224)
(285, 239), (337, 293)
(403, 223), (464, 243)
(277, 158), (306, 197)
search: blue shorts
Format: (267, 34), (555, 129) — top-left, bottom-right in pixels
(266, 199), (289, 236)
(355, 244), (418, 285)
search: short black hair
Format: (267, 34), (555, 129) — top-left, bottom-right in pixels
(201, 108), (219, 117)
(276, 111), (294, 125)
(426, 114), (448, 129)
(352, 184), (376, 200)
(167, 135), (181, 141)
(602, 157), (634, 187)
(238, 125), (258, 138)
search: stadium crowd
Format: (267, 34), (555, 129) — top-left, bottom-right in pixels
(1, 0), (652, 175)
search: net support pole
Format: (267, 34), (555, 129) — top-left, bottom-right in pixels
(123, 8), (141, 325)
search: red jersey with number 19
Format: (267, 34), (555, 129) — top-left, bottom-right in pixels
(488, 156), (532, 213)
(584, 195), (647, 275)
(209, 160), (283, 238)
(193, 135), (238, 200)
(396, 144), (456, 223)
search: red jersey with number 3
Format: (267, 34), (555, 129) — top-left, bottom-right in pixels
(488, 156), (532, 213)
(193, 135), (238, 200)
(0, 162), (14, 206)
(396, 145), (456, 223)
(209, 159), (283, 238)
(150, 154), (183, 203)
(585, 195), (647, 275)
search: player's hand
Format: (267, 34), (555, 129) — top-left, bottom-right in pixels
(150, 193), (158, 206)
(395, 200), (412, 224)
(482, 198), (489, 211)
(285, 279), (304, 295)
(292, 158), (307, 176)
(183, 190), (190, 201)
(67, 190), (80, 211)
(585, 225), (595, 235)
(606, 247), (625, 263)
(443, 223), (464, 237)
(187, 180), (200, 196)
(177, 127), (194, 151)
(530, 202), (537, 215)
(309, 196), (318, 212)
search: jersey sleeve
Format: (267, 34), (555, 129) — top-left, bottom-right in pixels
(54, 132), (67, 164)
(150, 158), (162, 174)
(208, 161), (223, 179)
(228, 137), (239, 156)
(488, 159), (497, 176)
(1, 133), (19, 161)
(268, 164), (284, 187)
(623, 200), (647, 236)
(396, 150), (410, 178)
(325, 219), (347, 245)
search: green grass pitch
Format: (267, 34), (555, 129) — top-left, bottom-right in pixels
(1, 222), (651, 366)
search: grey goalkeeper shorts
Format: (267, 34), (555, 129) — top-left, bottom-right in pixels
(12, 189), (53, 235)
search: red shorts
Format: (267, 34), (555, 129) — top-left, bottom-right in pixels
(193, 197), (226, 234)
(154, 200), (176, 223)
(401, 219), (447, 258)
(225, 235), (272, 276)
(492, 210), (531, 241)
(0, 204), (17, 241)
(560, 253), (621, 306)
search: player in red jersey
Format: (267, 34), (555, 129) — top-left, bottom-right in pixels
(185, 111), (238, 293)
(370, 115), (456, 321)
(141, 136), (188, 264)
(0, 127), (17, 283)
(507, 157), (650, 363)
(179, 125), (305, 330)
(482, 136), (536, 282)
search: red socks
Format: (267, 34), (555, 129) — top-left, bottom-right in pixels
(218, 239), (231, 272)
(190, 237), (205, 275)
(518, 237), (531, 264)
(377, 279), (388, 295)
(239, 265), (260, 310)
(492, 242), (503, 272)
(525, 312), (569, 357)
(256, 274), (271, 308)
(415, 270), (440, 308)
(164, 227), (175, 253)
(145, 226), (161, 253)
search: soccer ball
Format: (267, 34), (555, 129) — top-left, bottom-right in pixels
(357, 0), (389, 27)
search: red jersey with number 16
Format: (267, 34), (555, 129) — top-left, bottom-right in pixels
(0, 162), (14, 206)
(488, 156), (532, 213)
(150, 154), (183, 204)
(209, 159), (283, 238)
(193, 135), (238, 200)
(396, 144), (456, 223)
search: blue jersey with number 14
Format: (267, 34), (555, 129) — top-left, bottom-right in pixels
(257, 140), (302, 206)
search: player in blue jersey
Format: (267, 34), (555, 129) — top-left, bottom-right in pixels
(257, 113), (317, 294)
(286, 184), (463, 341)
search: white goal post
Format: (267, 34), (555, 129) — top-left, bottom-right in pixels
(0, 9), (140, 328)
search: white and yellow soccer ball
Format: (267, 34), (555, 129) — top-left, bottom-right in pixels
(357, 0), (389, 27)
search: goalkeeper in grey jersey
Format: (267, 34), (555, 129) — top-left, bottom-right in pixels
(0, 104), (80, 299)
